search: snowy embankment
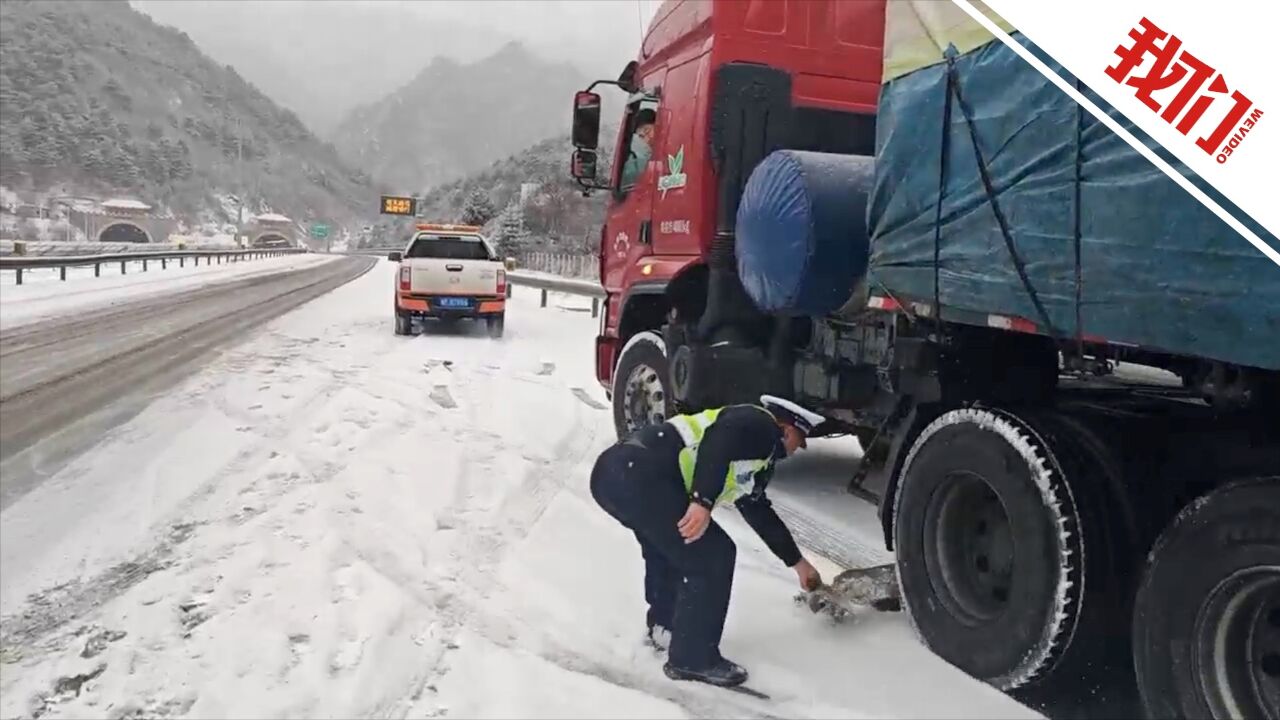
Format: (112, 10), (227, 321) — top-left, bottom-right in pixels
(0, 254), (335, 331)
(0, 263), (1037, 719)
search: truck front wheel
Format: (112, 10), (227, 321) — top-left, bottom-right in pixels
(893, 407), (1106, 691)
(1133, 477), (1280, 720)
(611, 331), (673, 439)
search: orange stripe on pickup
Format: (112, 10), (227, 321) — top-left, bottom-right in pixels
(397, 294), (503, 314)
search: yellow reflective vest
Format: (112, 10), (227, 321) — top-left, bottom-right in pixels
(665, 406), (776, 507)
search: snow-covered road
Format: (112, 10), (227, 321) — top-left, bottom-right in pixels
(0, 261), (1038, 719)
(0, 256), (372, 484)
(0, 254), (337, 331)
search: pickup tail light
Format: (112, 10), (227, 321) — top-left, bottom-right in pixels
(496, 268), (507, 296)
(399, 265), (411, 291)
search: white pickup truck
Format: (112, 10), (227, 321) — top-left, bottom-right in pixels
(388, 224), (507, 337)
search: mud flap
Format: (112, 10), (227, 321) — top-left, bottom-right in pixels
(795, 564), (902, 622)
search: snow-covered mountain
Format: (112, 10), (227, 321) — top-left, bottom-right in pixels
(0, 0), (377, 227)
(333, 43), (588, 193)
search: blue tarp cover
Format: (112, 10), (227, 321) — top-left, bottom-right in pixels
(737, 150), (874, 316)
(867, 34), (1280, 370)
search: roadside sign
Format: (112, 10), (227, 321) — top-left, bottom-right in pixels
(380, 195), (417, 216)
(310, 223), (330, 239)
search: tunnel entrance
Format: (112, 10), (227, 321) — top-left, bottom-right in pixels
(98, 222), (151, 243)
(252, 233), (290, 248)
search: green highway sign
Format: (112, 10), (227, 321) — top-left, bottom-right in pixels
(310, 223), (330, 239)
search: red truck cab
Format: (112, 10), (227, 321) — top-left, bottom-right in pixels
(570, 0), (886, 432)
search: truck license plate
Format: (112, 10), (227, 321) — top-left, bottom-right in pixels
(437, 297), (472, 309)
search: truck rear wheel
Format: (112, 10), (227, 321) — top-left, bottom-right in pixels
(394, 310), (413, 336)
(611, 331), (673, 439)
(487, 315), (505, 338)
(893, 407), (1106, 691)
(1133, 477), (1280, 720)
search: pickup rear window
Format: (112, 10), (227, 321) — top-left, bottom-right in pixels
(405, 235), (494, 261)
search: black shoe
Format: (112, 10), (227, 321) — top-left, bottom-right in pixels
(663, 658), (749, 687)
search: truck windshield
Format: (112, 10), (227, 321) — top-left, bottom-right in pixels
(405, 235), (493, 260)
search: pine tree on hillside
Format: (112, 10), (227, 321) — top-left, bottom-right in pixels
(141, 140), (169, 182)
(169, 139), (193, 180)
(0, 137), (25, 180)
(81, 144), (107, 177)
(28, 134), (61, 170)
(46, 114), (75, 163)
(103, 78), (134, 112)
(460, 188), (497, 226)
(491, 200), (529, 254)
(107, 143), (142, 187)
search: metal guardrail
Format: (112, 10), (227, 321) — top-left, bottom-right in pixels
(515, 252), (595, 280)
(507, 270), (604, 297)
(0, 240), (243, 258)
(345, 246), (399, 254)
(0, 248), (306, 285)
(506, 270), (605, 317)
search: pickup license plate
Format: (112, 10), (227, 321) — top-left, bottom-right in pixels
(436, 297), (473, 309)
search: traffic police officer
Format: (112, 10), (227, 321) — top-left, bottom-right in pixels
(589, 395), (827, 688)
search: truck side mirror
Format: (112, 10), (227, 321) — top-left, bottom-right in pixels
(572, 91), (602, 150)
(388, 251), (402, 262)
(570, 149), (599, 182)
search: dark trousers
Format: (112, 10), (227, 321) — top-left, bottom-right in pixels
(589, 442), (737, 669)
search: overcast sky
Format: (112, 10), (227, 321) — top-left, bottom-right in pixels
(138, 0), (661, 77)
(134, 0), (663, 134)
(396, 0), (662, 70)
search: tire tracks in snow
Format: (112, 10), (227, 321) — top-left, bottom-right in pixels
(2, 287), (615, 718)
(478, 631), (790, 720)
(372, 346), (604, 719)
(0, 257), (375, 496)
(0, 265), (436, 704)
(769, 500), (891, 571)
(0, 347), (370, 665)
(5, 341), (455, 714)
(0, 261), (330, 363)
(368, 341), (783, 719)
(0, 521), (201, 654)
